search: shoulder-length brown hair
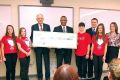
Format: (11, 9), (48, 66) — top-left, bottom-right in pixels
(95, 23), (106, 42)
(110, 22), (118, 34)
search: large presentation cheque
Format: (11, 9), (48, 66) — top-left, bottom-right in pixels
(33, 31), (77, 49)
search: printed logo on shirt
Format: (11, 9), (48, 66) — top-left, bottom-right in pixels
(25, 40), (29, 47)
(97, 39), (103, 45)
(79, 37), (85, 40)
(8, 39), (14, 46)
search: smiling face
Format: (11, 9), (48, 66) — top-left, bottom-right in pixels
(91, 19), (98, 28)
(7, 26), (14, 36)
(96, 23), (105, 35)
(60, 16), (67, 26)
(79, 26), (85, 32)
(20, 28), (26, 37)
(110, 23), (116, 33)
(98, 25), (103, 34)
(36, 14), (44, 25)
(110, 24), (116, 33)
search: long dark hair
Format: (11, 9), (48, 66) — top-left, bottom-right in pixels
(5, 25), (17, 49)
(110, 22), (118, 34)
(18, 27), (26, 37)
(95, 23), (106, 42)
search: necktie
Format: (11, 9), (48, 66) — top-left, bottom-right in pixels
(63, 26), (65, 32)
(40, 25), (43, 31)
(92, 28), (96, 35)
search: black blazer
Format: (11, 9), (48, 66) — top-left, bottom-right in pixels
(53, 25), (73, 54)
(86, 28), (96, 37)
(30, 23), (50, 51)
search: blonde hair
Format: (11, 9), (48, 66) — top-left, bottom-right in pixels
(109, 58), (120, 79)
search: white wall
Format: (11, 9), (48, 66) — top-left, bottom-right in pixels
(0, 0), (120, 77)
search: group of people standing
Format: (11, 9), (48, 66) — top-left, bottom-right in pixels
(75, 18), (120, 80)
(0, 13), (120, 80)
(0, 26), (30, 80)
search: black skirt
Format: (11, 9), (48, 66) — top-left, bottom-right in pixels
(105, 46), (119, 63)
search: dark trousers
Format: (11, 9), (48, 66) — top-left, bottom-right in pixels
(56, 52), (72, 68)
(106, 46), (119, 63)
(19, 56), (30, 80)
(87, 56), (93, 78)
(34, 47), (50, 79)
(93, 54), (103, 80)
(75, 55), (87, 78)
(4, 53), (17, 80)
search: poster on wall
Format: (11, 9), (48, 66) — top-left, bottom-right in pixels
(80, 8), (120, 33)
(0, 5), (11, 39)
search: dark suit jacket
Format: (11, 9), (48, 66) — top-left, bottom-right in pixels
(53, 25), (73, 54)
(86, 28), (96, 37)
(30, 23), (50, 51)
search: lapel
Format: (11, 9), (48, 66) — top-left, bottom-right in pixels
(59, 25), (69, 32)
(36, 24), (40, 31)
(90, 28), (96, 35)
(37, 23), (45, 31)
(59, 25), (64, 32)
(66, 26), (69, 32)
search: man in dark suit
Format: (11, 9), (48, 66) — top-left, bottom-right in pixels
(53, 16), (73, 68)
(30, 14), (50, 80)
(86, 18), (98, 80)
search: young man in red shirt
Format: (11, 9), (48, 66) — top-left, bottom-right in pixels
(91, 23), (108, 80)
(17, 27), (30, 80)
(75, 22), (91, 79)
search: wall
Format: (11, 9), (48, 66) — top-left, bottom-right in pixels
(0, 0), (120, 77)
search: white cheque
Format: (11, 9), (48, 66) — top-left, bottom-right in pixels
(33, 31), (77, 49)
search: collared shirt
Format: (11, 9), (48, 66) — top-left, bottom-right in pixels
(38, 24), (43, 31)
(92, 27), (96, 32)
(62, 26), (66, 32)
(92, 27), (96, 35)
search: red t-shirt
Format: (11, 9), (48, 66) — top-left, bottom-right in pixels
(17, 37), (30, 58)
(92, 35), (108, 56)
(1, 35), (17, 54)
(75, 32), (91, 56)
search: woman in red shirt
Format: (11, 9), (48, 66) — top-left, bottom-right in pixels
(75, 22), (91, 79)
(1, 25), (18, 80)
(17, 27), (30, 80)
(91, 23), (108, 80)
